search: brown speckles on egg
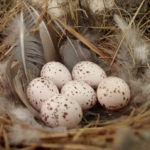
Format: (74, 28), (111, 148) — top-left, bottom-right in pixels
(62, 112), (68, 119)
(72, 61), (106, 88)
(104, 94), (107, 96)
(61, 80), (97, 110)
(97, 76), (130, 111)
(40, 94), (83, 129)
(79, 114), (82, 118)
(26, 77), (59, 111)
(41, 61), (72, 89)
(64, 104), (68, 107)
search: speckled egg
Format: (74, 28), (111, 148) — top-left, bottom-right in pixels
(61, 80), (97, 110)
(41, 61), (72, 89)
(40, 94), (83, 128)
(72, 61), (106, 88)
(26, 77), (59, 111)
(97, 76), (130, 111)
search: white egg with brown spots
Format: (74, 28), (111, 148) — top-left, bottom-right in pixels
(26, 77), (59, 111)
(97, 76), (130, 111)
(41, 61), (72, 89)
(72, 61), (106, 88)
(40, 94), (83, 128)
(61, 80), (97, 110)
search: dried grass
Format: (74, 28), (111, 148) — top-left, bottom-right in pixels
(0, 0), (150, 149)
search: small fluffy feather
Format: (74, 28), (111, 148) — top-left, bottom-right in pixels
(8, 124), (67, 145)
(0, 94), (40, 126)
(0, 61), (11, 95)
(114, 14), (149, 65)
(113, 15), (150, 105)
(10, 106), (40, 125)
(0, 95), (20, 114)
(31, 0), (79, 18)
(8, 125), (42, 145)
(81, 0), (114, 14)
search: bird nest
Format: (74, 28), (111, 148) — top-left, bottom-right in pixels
(0, 0), (150, 150)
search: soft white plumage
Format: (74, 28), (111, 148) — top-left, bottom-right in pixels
(114, 14), (149, 65)
(31, 0), (79, 18)
(0, 4), (58, 127)
(4, 14), (45, 81)
(114, 14), (150, 106)
(81, 0), (114, 14)
(8, 125), (41, 145)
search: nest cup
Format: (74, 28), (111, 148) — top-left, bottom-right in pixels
(0, 0), (150, 150)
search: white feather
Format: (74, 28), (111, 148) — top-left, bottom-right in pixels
(8, 123), (67, 145)
(114, 14), (149, 65)
(30, 6), (57, 62)
(0, 61), (11, 95)
(20, 11), (28, 80)
(8, 125), (42, 145)
(81, 0), (114, 14)
(10, 106), (40, 125)
(4, 12), (46, 81)
(113, 15), (150, 105)
(31, 0), (79, 18)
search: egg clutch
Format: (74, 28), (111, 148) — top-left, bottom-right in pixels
(26, 61), (130, 128)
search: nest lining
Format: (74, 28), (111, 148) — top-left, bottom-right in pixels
(0, 0), (150, 150)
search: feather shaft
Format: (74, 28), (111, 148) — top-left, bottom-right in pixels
(30, 6), (57, 62)
(20, 11), (28, 81)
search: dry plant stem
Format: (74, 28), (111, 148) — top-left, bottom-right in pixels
(34, 3), (48, 27)
(39, 108), (150, 142)
(68, 0), (76, 22)
(26, 143), (109, 150)
(40, 127), (117, 142)
(110, 0), (146, 66)
(3, 128), (10, 150)
(0, 1), (22, 31)
(54, 18), (118, 67)
(11, 146), (38, 150)
(0, 46), (14, 61)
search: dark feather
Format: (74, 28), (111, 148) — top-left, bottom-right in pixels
(4, 12), (45, 81)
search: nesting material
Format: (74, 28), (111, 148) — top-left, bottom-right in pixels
(81, 0), (115, 14)
(0, 0), (150, 149)
(8, 125), (41, 145)
(31, 0), (79, 17)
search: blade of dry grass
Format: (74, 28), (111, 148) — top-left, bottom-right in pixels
(54, 19), (109, 60)
(3, 129), (10, 150)
(27, 143), (110, 150)
(110, 0), (146, 66)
